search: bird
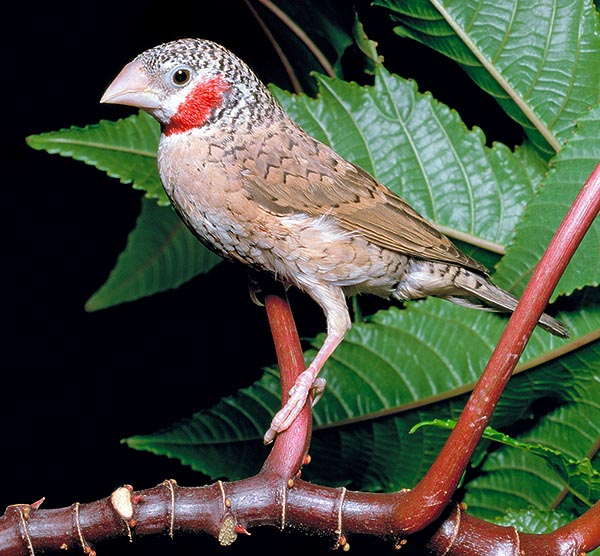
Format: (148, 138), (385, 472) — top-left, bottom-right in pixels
(101, 38), (568, 444)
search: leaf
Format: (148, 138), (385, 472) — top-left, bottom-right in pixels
(495, 105), (600, 299)
(85, 198), (222, 311)
(351, 13), (383, 75)
(413, 419), (600, 508)
(493, 507), (578, 533)
(308, 326), (600, 492)
(125, 373), (279, 480)
(374, 0), (600, 156)
(123, 295), (600, 487)
(494, 509), (600, 554)
(26, 111), (167, 204)
(272, 66), (541, 252)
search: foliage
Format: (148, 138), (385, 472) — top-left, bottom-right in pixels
(26, 0), (599, 534)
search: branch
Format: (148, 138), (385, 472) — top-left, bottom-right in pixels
(243, 0), (303, 94)
(1, 163), (598, 555)
(260, 291), (312, 477)
(255, 0), (337, 78)
(394, 159), (600, 533)
(2, 459), (599, 555)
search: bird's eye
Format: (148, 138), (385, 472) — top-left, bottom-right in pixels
(171, 67), (192, 86)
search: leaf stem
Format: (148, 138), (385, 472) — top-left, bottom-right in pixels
(435, 223), (506, 254)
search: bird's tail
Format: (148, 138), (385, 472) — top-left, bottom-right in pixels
(449, 270), (569, 339)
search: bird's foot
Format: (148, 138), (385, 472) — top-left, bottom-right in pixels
(263, 369), (326, 444)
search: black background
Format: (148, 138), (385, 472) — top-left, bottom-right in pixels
(5, 1), (522, 554)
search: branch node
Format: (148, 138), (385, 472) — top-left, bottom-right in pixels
(339, 537), (350, 551)
(333, 487), (347, 550)
(279, 480), (288, 531)
(161, 479), (177, 539)
(110, 485), (136, 541)
(394, 538), (408, 550)
(218, 480), (233, 510)
(71, 502), (94, 556)
(217, 514), (238, 546)
(9, 505), (35, 556)
(235, 524), (251, 536)
(110, 486), (134, 522)
(30, 498), (45, 511)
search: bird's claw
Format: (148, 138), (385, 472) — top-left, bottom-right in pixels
(263, 370), (326, 444)
(310, 378), (326, 406)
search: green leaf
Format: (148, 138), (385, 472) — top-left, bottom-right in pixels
(123, 296), (600, 487)
(495, 105), (600, 299)
(493, 507), (578, 533)
(308, 328), (600, 493)
(85, 198), (222, 311)
(351, 13), (383, 75)
(26, 111), (167, 204)
(413, 419), (600, 508)
(374, 0), (600, 156)
(272, 66), (541, 253)
(26, 112), (227, 307)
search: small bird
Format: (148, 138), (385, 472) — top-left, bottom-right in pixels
(101, 38), (568, 444)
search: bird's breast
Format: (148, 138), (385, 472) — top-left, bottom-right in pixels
(158, 133), (263, 260)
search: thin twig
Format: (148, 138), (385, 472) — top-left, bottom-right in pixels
(257, 0), (336, 78)
(243, 0), (303, 94)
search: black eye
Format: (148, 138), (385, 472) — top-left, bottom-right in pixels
(171, 68), (191, 86)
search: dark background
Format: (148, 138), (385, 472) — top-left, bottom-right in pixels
(5, 1), (521, 554)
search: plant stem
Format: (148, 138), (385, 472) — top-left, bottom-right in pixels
(260, 292), (312, 478)
(397, 160), (600, 532)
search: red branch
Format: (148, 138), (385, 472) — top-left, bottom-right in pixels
(402, 160), (600, 533)
(1, 163), (598, 555)
(260, 292), (312, 478)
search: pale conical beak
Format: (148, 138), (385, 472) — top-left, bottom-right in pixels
(100, 59), (161, 109)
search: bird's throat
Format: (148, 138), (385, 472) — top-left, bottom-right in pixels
(164, 76), (229, 136)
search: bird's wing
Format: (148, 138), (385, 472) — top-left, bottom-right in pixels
(242, 133), (488, 274)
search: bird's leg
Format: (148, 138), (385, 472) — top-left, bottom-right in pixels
(263, 333), (344, 444)
(263, 286), (350, 444)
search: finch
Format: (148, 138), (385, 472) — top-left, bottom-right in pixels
(101, 38), (568, 444)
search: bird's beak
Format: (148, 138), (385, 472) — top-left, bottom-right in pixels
(100, 59), (161, 109)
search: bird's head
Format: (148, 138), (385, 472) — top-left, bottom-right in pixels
(101, 38), (270, 136)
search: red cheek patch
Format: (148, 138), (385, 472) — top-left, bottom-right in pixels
(164, 75), (229, 136)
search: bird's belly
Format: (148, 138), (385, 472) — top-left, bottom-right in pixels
(170, 188), (407, 297)
(265, 213), (409, 298)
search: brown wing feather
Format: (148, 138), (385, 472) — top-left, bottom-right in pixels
(242, 129), (488, 275)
